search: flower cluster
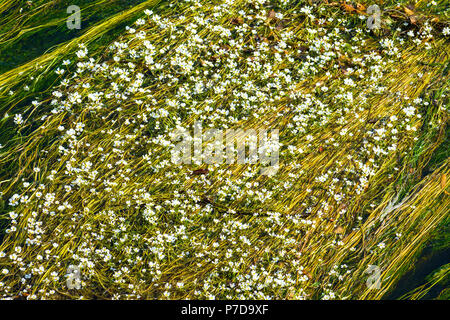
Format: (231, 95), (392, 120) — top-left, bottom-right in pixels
(0, 0), (446, 300)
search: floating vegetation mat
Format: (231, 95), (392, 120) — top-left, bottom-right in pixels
(0, 0), (448, 299)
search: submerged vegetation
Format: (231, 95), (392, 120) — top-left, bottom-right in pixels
(0, 0), (448, 299)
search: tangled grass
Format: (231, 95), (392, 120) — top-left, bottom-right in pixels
(0, 0), (448, 299)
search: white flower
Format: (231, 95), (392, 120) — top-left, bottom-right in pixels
(14, 114), (23, 125)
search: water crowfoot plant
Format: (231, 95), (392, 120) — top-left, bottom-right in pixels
(0, 0), (448, 300)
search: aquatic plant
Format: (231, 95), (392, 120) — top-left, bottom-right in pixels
(0, 0), (448, 299)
